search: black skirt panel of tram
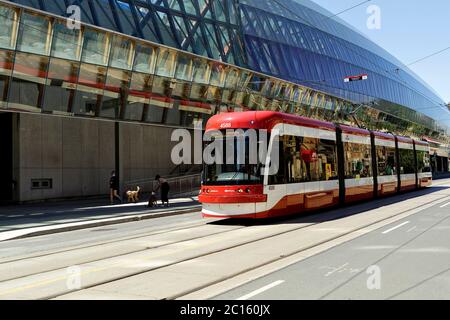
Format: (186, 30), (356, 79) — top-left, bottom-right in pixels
(370, 132), (379, 198)
(412, 141), (419, 188)
(335, 125), (346, 205)
(394, 137), (402, 193)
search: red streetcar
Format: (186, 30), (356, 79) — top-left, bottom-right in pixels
(199, 111), (432, 219)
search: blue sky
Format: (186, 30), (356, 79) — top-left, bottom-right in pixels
(311, 0), (450, 103)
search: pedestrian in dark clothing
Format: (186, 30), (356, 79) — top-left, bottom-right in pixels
(109, 171), (122, 204)
(154, 175), (170, 207)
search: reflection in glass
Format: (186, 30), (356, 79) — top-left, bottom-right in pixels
(376, 145), (397, 176)
(133, 43), (156, 74)
(0, 5), (19, 50)
(173, 80), (191, 100)
(0, 50), (14, 105)
(9, 52), (49, 110)
(193, 58), (211, 84)
(51, 21), (82, 60)
(399, 148), (415, 174)
(148, 76), (173, 116)
(81, 28), (111, 66)
(155, 48), (176, 77)
(174, 54), (193, 81)
(73, 63), (107, 116)
(101, 68), (131, 119)
(416, 150), (431, 173)
(210, 63), (225, 87)
(125, 72), (153, 121)
(110, 35), (135, 70)
(16, 12), (52, 55)
(344, 142), (373, 179)
(224, 68), (239, 89)
(43, 58), (79, 113)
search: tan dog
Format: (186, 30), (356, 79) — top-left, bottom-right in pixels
(126, 186), (140, 203)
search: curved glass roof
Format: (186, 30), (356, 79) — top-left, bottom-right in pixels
(240, 0), (449, 132)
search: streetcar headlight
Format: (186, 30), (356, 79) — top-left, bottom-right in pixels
(245, 188), (251, 193)
(237, 188), (244, 193)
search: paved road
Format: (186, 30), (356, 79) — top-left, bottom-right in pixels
(214, 196), (450, 300)
(0, 211), (204, 260)
(0, 196), (200, 233)
(0, 179), (448, 300)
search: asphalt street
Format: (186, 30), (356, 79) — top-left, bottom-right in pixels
(214, 196), (450, 300)
(0, 179), (449, 300)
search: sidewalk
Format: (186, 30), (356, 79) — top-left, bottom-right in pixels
(0, 196), (201, 241)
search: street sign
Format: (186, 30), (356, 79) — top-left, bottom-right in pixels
(344, 74), (368, 82)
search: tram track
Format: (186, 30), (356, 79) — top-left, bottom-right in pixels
(4, 179), (449, 267)
(0, 183), (448, 299)
(0, 216), (207, 265)
(0, 221), (249, 283)
(41, 191), (450, 300)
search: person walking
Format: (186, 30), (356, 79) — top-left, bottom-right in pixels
(109, 170), (122, 204)
(154, 175), (170, 207)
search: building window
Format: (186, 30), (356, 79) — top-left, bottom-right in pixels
(174, 54), (193, 82)
(73, 63), (107, 116)
(101, 68), (130, 119)
(81, 28), (111, 66)
(344, 142), (373, 179)
(0, 50), (14, 106)
(125, 72), (152, 122)
(43, 58), (79, 113)
(192, 58), (211, 84)
(133, 43), (156, 74)
(51, 21), (82, 61)
(110, 35), (135, 70)
(155, 48), (176, 77)
(16, 12), (52, 55)
(9, 52), (49, 111)
(0, 5), (19, 50)
(210, 63), (226, 87)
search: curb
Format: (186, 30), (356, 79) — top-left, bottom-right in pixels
(0, 205), (202, 242)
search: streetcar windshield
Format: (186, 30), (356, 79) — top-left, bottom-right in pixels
(202, 130), (265, 185)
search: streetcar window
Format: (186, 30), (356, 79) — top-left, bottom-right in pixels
(376, 145), (397, 176)
(202, 130), (265, 185)
(416, 150), (431, 173)
(343, 142), (373, 179)
(398, 149), (415, 174)
(269, 134), (338, 185)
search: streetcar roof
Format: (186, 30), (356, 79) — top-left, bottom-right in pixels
(205, 111), (335, 132)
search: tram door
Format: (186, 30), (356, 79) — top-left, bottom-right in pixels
(0, 112), (13, 202)
(264, 133), (287, 215)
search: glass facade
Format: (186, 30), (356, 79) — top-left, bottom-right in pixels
(238, 0), (449, 134)
(0, 0), (449, 141)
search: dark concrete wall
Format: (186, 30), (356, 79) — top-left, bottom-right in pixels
(16, 113), (180, 202)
